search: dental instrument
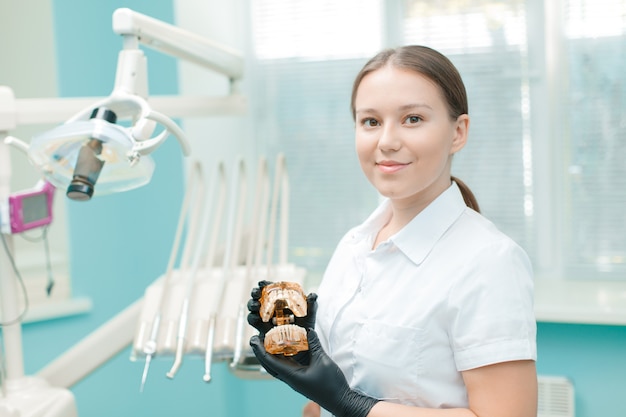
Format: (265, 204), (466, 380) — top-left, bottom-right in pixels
(266, 153), (289, 278)
(203, 157), (247, 382)
(229, 153), (307, 376)
(230, 156), (270, 370)
(139, 161), (206, 391)
(165, 166), (207, 379)
(188, 163), (227, 356)
(167, 161), (227, 380)
(256, 154), (309, 354)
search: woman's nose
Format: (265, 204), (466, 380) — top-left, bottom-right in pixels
(378, 124), (401, 151)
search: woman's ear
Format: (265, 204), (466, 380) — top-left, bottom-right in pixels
(450, 114), (469, 154)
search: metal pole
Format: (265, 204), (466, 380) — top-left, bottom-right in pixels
(0, 133), (26, 383)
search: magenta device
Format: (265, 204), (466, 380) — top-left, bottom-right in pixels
(7, 181), (55, 234)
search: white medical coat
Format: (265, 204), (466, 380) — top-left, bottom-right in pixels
(316, 182), (537, 415)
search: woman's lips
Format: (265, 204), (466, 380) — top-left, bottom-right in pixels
(376, 161), (409, 173)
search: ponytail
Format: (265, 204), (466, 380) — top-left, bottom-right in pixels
(451, 176), (480, 213)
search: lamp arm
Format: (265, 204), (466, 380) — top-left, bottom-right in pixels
(64, 93), (150, 124)
(112, 8), (243, 82)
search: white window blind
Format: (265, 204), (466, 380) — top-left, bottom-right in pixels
(562, 0), (626, 279)
(249, 0), (626, 283)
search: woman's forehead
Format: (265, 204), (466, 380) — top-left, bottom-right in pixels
(355, 66), (446, 110)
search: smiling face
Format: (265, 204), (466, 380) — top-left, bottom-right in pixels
(354, 64), (469, 209)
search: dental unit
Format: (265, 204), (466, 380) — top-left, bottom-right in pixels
(1, 8), (309, 417)
(0, 7), (245, 417)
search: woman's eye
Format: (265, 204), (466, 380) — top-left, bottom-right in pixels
(405, 115), (422, 124)
(362, 118), (380, 127)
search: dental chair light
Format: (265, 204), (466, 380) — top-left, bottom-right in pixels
(28, 106), (155, 201)
(66, 108), (120, 201)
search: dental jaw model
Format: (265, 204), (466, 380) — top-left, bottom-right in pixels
(259, 282), (308, 356)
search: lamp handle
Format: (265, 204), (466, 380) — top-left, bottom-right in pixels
(131, 110), (191, 157)
(2, 136), (29, 155)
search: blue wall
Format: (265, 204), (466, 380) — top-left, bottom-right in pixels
(536, 322), (626, 417)
(18, 1), (626, 417)
(20, 1), (307, 416)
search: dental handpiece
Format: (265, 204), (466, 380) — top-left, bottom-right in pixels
(203, 314), (217, 382)
(166, 299), (190, 379)
(230, 303), (246, 368)
(140, 314), (161, 392)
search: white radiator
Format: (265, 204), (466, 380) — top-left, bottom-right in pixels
(538, 375), (575, 417)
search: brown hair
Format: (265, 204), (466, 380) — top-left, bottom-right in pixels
(351, 45), (480, 213)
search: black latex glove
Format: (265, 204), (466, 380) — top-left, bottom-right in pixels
(246, 280), (318, 337)
(250, 329), (379, 417)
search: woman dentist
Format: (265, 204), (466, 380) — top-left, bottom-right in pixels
(248, 45), (537, 417)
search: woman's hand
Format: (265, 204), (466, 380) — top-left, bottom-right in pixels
(246, 280), (274, 336)
(246, 280), (318, 337)
(250, 329), (379, 417)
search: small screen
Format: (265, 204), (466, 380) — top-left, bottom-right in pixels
(21, 193), (49, 224)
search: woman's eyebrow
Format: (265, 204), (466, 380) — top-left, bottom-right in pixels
(399, 103), (433, 111)
(355, 103), (434, 115)
(354, 108), (377, 115)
